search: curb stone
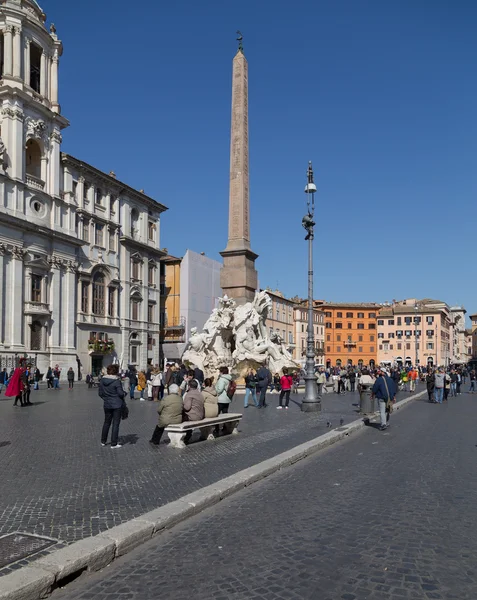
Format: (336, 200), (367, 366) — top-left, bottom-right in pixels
(0, 390), (426, 600)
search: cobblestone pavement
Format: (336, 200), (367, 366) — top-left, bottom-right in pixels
(55, 390), (477, 600)
(0, 382), (378, 574)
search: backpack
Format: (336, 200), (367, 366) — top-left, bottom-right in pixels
(226, 378), (237, 399)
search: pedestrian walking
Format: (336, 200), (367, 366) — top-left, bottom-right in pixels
(137, 370), (147, 400)
(426, 369), (435, 402)
(53, 366), (60, 390)
(456, 370), (462, 395)
(128, 368), (138, 399)
(0, 368), (7, 394)
(371, 368), (396, 431)
(67, 367), (75, 390)
(278, 368), (293, 410)
(99, 364), (126, 449)
(46, 366), (54, 389)
(444, 371), (451, 401)
(316, 369), (326, 395)
(348, 369), (357, 393)
(469, 370), (476, 393)
(151, 369), (163, 401)
(33, 367), (41, 390)
(244, 368), (259, 408)
(256, 364), (272, 408)
(434, 369), (445, 404)
(449, 370), (457, 397)
(408, 367), (418, 392)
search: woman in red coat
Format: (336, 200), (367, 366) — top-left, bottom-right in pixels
(5, 360), (26, 406)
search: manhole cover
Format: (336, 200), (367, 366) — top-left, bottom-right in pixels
(0, 533), (57, 568)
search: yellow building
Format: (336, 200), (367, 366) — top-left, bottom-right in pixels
(159, 255), (185, 364)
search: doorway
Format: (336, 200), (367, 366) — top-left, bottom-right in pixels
(91, 356), (103, 376)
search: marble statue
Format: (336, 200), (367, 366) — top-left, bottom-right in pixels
(182, 291), (299, 378)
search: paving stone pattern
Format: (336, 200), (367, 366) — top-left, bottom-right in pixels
(0, 382), (368, 573)
(56, 392), (477, 600)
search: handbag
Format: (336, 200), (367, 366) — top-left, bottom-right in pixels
(383, 377), (393, 413)
(121, 402), (129, 420)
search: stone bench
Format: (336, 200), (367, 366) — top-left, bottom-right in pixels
(164, 413), (242, 449)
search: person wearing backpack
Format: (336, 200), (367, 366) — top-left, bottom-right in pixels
(215, 366), (234, 415)
(278, 368), (293, 410)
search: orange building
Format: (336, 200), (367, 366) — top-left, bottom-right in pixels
(322, 303), (381, 369)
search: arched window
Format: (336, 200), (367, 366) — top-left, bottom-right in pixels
(92, 272), (105, 315)
(26, 139), (41, 178)
(30, 320), (42, 351)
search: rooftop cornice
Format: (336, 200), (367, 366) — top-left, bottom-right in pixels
(62, 154), (168, 213)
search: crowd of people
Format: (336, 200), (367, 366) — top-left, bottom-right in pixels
(98, 363), (237, 449)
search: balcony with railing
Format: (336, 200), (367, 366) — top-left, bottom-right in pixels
(164, 316), (186, 331)
(26, 174), (45, 191)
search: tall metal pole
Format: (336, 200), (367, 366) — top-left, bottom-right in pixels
(301, 162), (321, 412)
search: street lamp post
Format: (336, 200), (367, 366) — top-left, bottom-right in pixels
(301, 161), (320, 412)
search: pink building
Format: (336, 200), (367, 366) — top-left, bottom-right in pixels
(377, 298), (452, 368)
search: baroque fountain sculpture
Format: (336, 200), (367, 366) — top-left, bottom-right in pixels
(182, 291), (299, 378)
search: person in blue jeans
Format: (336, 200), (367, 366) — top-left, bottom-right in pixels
(244, 368), (258, 408)
(99, 364), (126, 449)
(128, 369), (138, 399)
(469, 370), (477, 393)
(434, 369), (445, 403)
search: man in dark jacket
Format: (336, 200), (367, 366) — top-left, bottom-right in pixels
(193, 366), (204, 386)
(372, 368), (396, 431)
(99, 364), (126, 448)
(256, 364), (272, 409)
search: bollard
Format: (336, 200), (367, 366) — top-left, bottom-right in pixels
(359, 386), (375, 414)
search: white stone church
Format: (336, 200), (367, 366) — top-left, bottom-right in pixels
(0, 0), (167, 376)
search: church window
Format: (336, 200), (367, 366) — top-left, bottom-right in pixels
(30, 321), (42, 351)
(131, 258), (141, 280)
(94, 224), (104, 247)
(131, 208), (139, 238)
(30, 44), (42, 93)
(131, 299), (140, 320)
(81, 282), (89, 313)
(148, 303), (154, 323)
(108, 229), (115, 251)
(148, 221), (155, 241)
(26, 139), (41, 178)
(31, 275), (42, 303)
(95, 187), (103, 205)
(108, 288), (115, 317)
(148, 263), (155, 286)
(92, 273), (105, 315)
(82, 220), (90, 242)
(130, 345), (138, 364)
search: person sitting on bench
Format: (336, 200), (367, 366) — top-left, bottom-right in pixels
(149, 384), (183, 446)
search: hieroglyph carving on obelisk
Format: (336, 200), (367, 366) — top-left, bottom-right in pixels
(220, 40), (258, 306)
(228, 50), (250, 251)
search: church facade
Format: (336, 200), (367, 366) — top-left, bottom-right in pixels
(0, 0), (167, 375)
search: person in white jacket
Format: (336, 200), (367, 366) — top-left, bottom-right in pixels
(151, 369), (163, 402)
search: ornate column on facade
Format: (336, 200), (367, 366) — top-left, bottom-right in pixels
(50, 49), (59, 109)
(3, 26), (13, 77)
(0, 245), (6, 346)
(49, 130), (62, 197)
(77, 176), (85, 209)
(40, 50), (47, 96)
(63, 261), (77, 350)
(9, 246), (25, 348)
(12, 27), (22, 78)
(24, 36), (31, 86)
(48, 257), (62, 350)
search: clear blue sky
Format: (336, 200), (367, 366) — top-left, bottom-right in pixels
(47, 0), (476, 314)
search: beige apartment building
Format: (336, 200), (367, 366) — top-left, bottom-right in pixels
(377, 298), (452, 367)
(263, 290), (297, 355)
(293, 300), (325, 367)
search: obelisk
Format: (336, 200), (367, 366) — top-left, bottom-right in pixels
(220, 34), (258, 306)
